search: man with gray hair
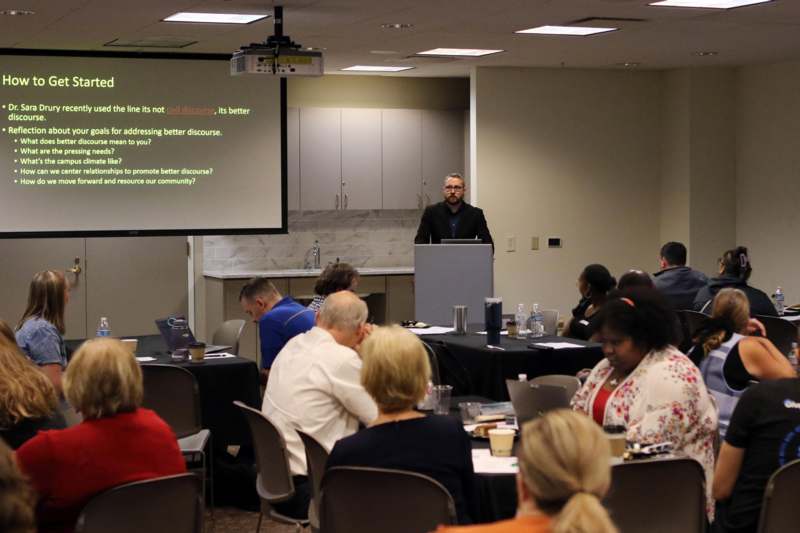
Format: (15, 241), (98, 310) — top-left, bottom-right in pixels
(261, 290), (378, 520)
(414, 172), (493, 247)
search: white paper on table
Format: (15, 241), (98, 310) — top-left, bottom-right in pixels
(471, 449), (519, 474)
(409, 326), (454, 335)
(204, 352), (237, 359)
(530, 341), (584, 349)
(476, 331), (509, 336)
(781, 314), (800, 323)
(136, 356), (156, 362)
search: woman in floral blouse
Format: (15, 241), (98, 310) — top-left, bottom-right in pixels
(571, 288), (718, 516)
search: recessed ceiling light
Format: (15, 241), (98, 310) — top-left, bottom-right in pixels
(649, 0), (772, 8)
(694, 51), (719, 56)
(1, 9), (35, 16)
(163, 12), (270, 24)
(616, 62), (641, 68)
(416, 48), (504, 57)
(515, 25), (617, 36)
(341, 65), (415, 72)
(381, 23), (414, 29)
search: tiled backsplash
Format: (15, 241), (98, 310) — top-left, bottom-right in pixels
(204, 210), (420, 272)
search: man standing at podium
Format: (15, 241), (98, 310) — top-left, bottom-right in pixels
(414, 173), (494, 247)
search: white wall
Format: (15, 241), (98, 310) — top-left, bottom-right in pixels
(474, 67), (663, 316)
(736, 61), (800, 303)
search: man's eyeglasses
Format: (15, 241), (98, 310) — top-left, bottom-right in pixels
(444, 185), (464, 191)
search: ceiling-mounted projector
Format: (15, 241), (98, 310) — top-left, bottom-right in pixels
(231, 5), (323, 77)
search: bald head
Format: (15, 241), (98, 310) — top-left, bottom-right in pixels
(318, 291), (368, 332)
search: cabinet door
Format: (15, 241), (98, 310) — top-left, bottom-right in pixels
(422, 110), (465, 206)
(341, 108), (381, 210)
(286, 107), (300, 211)
(382, 109), (422, 210)
(300, 108), (342, 210)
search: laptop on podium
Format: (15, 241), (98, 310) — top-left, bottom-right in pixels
(155, 317), (229, 354)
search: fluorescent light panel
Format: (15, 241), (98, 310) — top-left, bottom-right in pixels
(341, 65), (414, 72)
(649, 0), (772, 8)
(516, 25), (617, 36)
(163, 12), (269, 24)
(417, 48), (503, 57)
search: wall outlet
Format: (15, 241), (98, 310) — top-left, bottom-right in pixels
(548, 237), (562, 248)
(506, 235), (516, 252)
(531, 236), (539, 250)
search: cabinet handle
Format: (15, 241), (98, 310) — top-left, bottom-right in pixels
(335, 194), (340, 209)
(344, 194), (348, 209)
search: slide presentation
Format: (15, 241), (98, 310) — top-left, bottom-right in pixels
(0, 52), (284, 236)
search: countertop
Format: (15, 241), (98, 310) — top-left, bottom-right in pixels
(204, 266), (414, 279)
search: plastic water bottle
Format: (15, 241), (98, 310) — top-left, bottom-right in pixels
(789, 342), (799, 376)
(530, 303), (545, 338)
(774, 287), (785, 316)
(96, 316), (111, 337)
(515, 303), (528, 336)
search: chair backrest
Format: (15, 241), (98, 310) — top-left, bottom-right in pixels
(141, 364), (202, 439)
(541, 309), (559, 336)
(233, 401), (295, 501)
(420, 340), (442, 385)
(758, 458), (800, 533)
(678, 310), (711, 341)
(297, 431), (330, 529)
(320, 466), (456, 533)
(604, 457), (706, 533)
(212, 319), (246, 356)
(754, 315), (798, 355)
(530, 374), (581, 401)
(505, 380), (569, 425)
(75, 473), (202, 533)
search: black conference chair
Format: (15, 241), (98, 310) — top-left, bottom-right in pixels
(75, 473), (203, 533)
(420, 340), (442, 385)
(604, 457), (706, 533)
(211, 318), (246, 355)
(233, 401), (309, 532)
(754, 314), (798, 355)
(140, 365), (213, 513)
(757, 458), (800, 533)
(319, 466), (456, 533)
(297, 430), (330, 532)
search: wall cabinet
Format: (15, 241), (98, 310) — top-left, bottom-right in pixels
(290, 107), (465, 211)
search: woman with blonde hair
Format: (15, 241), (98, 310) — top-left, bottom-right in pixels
(438, 410), (617, 533)
(0, 330), (64, 449)
(15, 270), (70, 394)
(327, 325), (476, 523)
(690, 288), (795, 437)
(16, 338), (185, 533)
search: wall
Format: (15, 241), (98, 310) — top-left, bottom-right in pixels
(736, 61), (800, 303)
(659, 70), (691, 249)
(203, 75), (468, 274)
(474, 67), (664, 316)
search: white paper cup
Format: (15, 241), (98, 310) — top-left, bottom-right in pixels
(488, 428), (515, 457)
(120, 338), (138, 353)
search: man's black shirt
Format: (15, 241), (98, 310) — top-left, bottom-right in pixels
(414, 201), (493, 247)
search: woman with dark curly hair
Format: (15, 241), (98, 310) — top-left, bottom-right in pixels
(693, 246), (777, 316)
(571, 289), (718, 516)
(308, 262), (360, 312)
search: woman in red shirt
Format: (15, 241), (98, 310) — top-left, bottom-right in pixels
(16, 338), (186, 533)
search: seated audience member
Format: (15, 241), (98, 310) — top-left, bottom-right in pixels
(653, 241), (708, 310)
(262, 291), (378, 520)
(0, 440), (36, 533)
(15, 270), (70, 395)
(16, 338), (186, 533)
(563, 264), (616, 341)
(239, 277), (315, 380)
(0, 335), (65, 449)
(437, 410), (617, 533)
(571, 289), (718, 515)
(712, 377), (800, 533)
(694, 247), (777, 317)
(327, 325), (476, 523)
(616, 269), (655, 291)
(308, 262), (360, 312)
(689, 288), (794, 437)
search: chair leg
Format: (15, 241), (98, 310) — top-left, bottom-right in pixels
(256, 511), (263, 533)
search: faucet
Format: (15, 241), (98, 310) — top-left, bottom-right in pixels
(304, 240), (321, 270)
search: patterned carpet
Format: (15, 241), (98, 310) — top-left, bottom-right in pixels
(207, 507), (306, 533)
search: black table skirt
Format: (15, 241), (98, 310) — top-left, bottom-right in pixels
(421, 333), (603, 401)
